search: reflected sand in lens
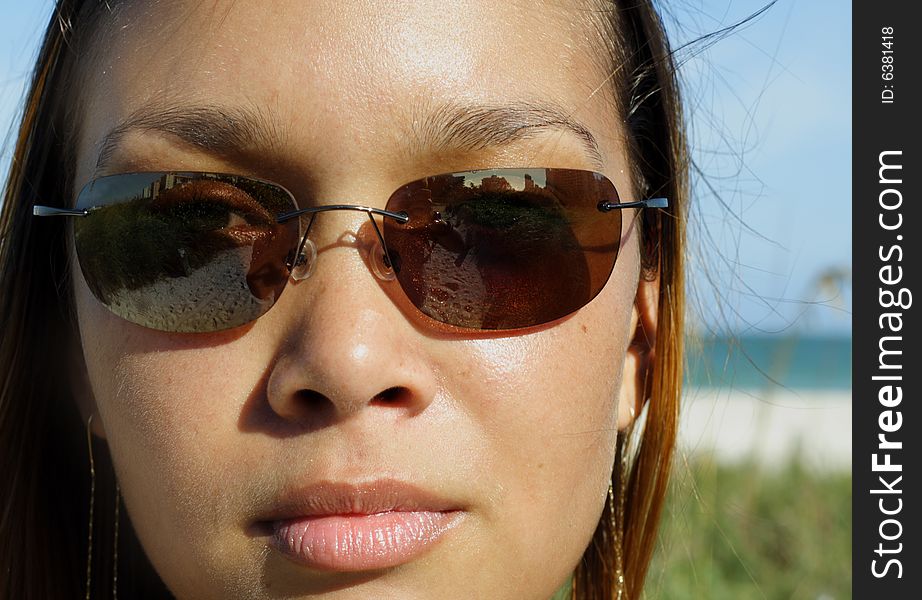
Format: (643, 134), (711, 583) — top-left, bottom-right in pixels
(107, 247), (273, 332)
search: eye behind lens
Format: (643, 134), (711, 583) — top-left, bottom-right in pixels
(73, 172), (300, 333)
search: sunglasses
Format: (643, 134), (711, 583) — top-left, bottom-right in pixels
(33, 168), (667, 333)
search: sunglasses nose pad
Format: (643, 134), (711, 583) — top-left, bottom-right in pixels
(290, 238), (317, 281)
(370, 240), (396, 281)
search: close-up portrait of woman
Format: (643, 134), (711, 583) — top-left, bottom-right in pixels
(0, 1), (685, 597)
(2, 0), (856, 598)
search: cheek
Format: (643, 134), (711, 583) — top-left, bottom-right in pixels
(75, 277), (269, 591)
(445, 262), (634, 581)
(77, 275), (252, 454)
(461, 322), (622, 461)
(462, 243), (637, 462)
(467, 328), (620, 503)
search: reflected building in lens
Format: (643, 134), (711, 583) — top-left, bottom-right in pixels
(479, 175), (512, 193)
(523, 173), (537, 192)
(139, 171), (239, 201)
(141, 172), (197, 200)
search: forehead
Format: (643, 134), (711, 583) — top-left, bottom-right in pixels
(75, 0), (625, 187)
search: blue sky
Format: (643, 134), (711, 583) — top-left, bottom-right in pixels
(0, 1), (851, 335)
(662, 1), (851, 336)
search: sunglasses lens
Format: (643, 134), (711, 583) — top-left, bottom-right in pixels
(383, 169), (623, 329)
(73, 173), (299, 332)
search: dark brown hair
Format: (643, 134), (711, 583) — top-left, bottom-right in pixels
(572, 2), (686, 598)
(0, 1), (686, 598)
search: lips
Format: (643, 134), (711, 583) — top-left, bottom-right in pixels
(257, 480), (464, 572)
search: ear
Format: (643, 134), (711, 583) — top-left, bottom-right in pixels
(616, 272), (659, 430)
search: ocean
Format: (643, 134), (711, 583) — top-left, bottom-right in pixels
(685, 335), (852, 391)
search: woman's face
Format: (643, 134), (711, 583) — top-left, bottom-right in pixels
(73, 1), (656, 598)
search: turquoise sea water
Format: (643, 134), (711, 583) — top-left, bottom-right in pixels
(685, 335), (852, 391)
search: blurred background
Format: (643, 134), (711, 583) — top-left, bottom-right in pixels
(649, 2), (852, 599)
(1, 1), (851, 598)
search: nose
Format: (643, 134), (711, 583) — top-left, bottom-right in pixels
(263, 211), (439, 427)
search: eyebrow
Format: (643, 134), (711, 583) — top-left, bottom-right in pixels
(94, 103), (280, 173)
(94, 100), (603, 173)
(413, 100), (603, 168)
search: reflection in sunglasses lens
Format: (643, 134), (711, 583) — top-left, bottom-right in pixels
(383, 169), (622, 329)
(74, 173), (299, 332)
(73, 168), (623, 332)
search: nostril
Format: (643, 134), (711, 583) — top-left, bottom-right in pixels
(295, 389), (333, 412)
(373, 386), (408, 405)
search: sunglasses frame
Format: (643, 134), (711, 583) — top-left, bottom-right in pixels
(33, 168), (668, 332)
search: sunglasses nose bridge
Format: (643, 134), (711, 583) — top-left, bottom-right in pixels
(287, 205), (399, 283)
(364, 212), (398, 281)
(289, 238), (318, 281)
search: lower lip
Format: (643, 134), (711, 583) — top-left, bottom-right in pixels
(268, 510), (462, 571)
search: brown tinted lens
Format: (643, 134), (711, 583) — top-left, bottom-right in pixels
(73, 172), (300, 332)
(383, 168), (622, 329)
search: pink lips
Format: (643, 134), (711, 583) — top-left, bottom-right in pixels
(261, 481), (463, 571)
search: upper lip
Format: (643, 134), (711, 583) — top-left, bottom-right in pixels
(254, 479), (461, 523)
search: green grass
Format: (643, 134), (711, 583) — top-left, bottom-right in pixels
(645, 456), (851, 599)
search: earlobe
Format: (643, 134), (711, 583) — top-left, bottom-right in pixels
(616, 273), (659, 430)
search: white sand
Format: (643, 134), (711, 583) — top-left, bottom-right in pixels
(674, 387), (852, 471)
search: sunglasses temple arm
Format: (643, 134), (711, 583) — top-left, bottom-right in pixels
(598, 197), (668, 211)
(33, 206), (89, 217)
